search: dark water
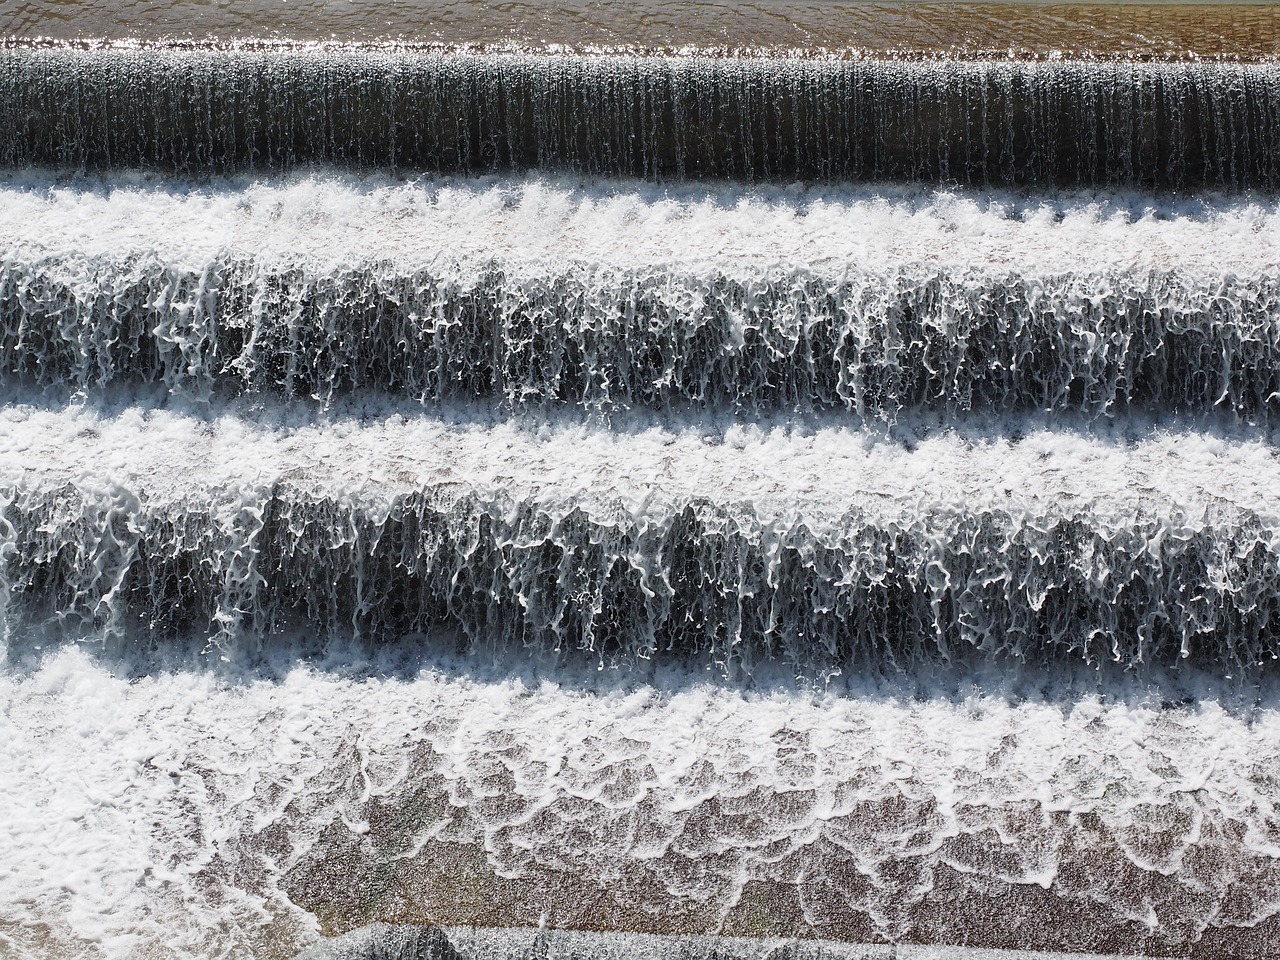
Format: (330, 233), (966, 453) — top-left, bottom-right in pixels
(3, 50), (1279, 188)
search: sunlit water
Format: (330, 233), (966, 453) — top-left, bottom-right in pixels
(2, 5), (1279, 959)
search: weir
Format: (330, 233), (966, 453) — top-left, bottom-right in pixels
(5, 405), (1280, 671)
(2, 5), (1279, 960)
(4, 175), (1278, 417)
(2, 51), (1280, 188)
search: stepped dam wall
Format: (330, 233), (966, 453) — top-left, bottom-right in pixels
(2, 51), (1279, 188)
(2, 9), (1279, 960)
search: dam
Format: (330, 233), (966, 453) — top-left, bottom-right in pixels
(0, 3), (1277, 959)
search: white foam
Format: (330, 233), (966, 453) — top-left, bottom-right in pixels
(0, 401), (1276, 529)
(1, 645), (1277, 959)
(1, 172), (1276, 275)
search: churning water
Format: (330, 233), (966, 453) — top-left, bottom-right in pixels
(1, 4), (1279, 960)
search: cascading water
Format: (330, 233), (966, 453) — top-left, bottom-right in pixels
(5, 176), (1280, 417)
(2, 5), (1279, 960)
(3, 51), (1280, 189)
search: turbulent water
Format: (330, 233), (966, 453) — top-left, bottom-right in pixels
(2, 10), (1280, 960)
(6, 646), (1280, 960)
(5, 175), (1280, 416)
(7, 398), (1280, 672)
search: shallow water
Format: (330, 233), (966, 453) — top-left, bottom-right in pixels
(1, 0), (1277, 58)
(4, 643), (1278, 960)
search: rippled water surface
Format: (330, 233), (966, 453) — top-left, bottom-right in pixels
(1, 0), (1277, 56)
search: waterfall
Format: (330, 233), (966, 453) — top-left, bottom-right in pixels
(1, 51), (1279, 188)
(1, 14), (1278, 960)
(3, 175), (1278, 416)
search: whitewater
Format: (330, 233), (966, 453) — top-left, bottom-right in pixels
(3, 395), (1280, 670)
(0, 17), (1278, 957)
(1, 171), (1279, 958)
(5, 643), (1279, 960)
(5, 174), (1280, 417)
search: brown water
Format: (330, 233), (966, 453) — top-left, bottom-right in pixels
(1, 0), (1277, 58)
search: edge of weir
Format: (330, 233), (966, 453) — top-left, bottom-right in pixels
(0, 37), (1277, 64)
(297, 924), (1173, 960)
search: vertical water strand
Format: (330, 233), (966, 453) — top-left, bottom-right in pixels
(741, 59), (761, 180)
(636, 57), (657, 179)
(1093, 63), (1117, 187)
(842, 59), (865, 178)
(603, 57), (623, 177)
(1240, 64), (1261, 189)
(973, 62), (989, 184)
(1210, 63), (1238, 187)
(701, 57), (724, 178)
(534, 54), (560, 172)
(870, 60), (890, 180)
(68, 51), (95, 168)
(0, 50), (1272, 185)
(599, 56), (623, 175)
(1120, 63), (1142, 188)
(831, 60), (850, 180)
(664, 57), (682, 181)
(1021, 61), (1044, 185)
(1138, 66), (1160, 188)
(941, 60), (958, 182)
(1264, 65), (1280, 187)
(376, 51), (398, 172)
(802, 61), (821, 181)
(78, 50), (107, 169)
(904, 60), (924, 181)
(1160, 63), (1186, 189)
(747, 58), (766, 180)
(1230, 63), (1250, 189)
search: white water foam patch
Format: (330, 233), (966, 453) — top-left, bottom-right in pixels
(2, 402), (1280, 668)
(5, 402), (1280, 526)
(3, 173), (1275, 275)
(1, 647), (1278, 960)
(3, 174), (1278, 416)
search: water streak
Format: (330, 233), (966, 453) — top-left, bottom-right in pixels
(3, 51), (1278, 187)
(3, 403), (1278, 672)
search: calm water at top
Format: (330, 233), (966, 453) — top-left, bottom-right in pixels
(0, 0), (1276, 57)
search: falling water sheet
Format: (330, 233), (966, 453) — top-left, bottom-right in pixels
(3, 173), (1280, 418)
(2, 52), (1278, 187)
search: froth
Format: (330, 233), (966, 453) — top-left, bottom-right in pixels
(3, 175), (1280, 418)
(2, 645), (1277, 959)
(2, 402), (1280, 670)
